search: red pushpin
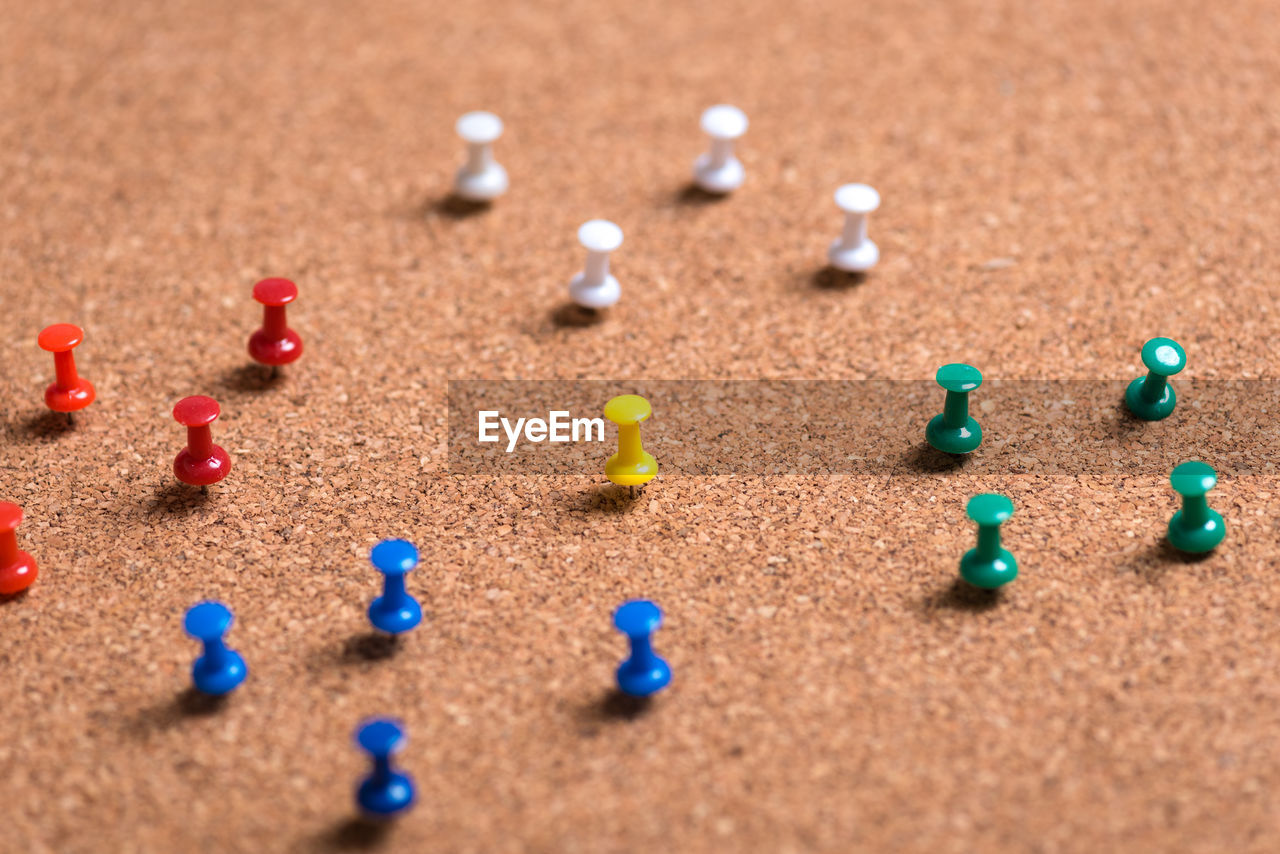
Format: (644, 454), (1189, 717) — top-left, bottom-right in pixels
(0, 502), (38, 595)
(38, 323), (96, 415)
(248, 278), (302, 371)
(172, 396), (232, 487)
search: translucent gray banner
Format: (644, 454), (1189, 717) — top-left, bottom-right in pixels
(447, 380), (1278, 476)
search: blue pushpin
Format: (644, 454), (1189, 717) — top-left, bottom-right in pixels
(368, 539), (422, 635)
(183, 601), (247, 696)
(614, 600), (671, 697)
(355, 718), (415, 817)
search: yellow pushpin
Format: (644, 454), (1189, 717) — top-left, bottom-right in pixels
(604, 394), (658, 491)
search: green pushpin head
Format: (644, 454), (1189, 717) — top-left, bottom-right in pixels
(925, 363), (983, 454)
(960, 493), (1017, 589)
(1167, 461), (1225, 553)
(1125, 337), (1186, 421)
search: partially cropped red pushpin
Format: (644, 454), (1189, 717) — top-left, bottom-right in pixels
(248, 278), (302, 369)
(0, 502), (38, 595)
(172, 396), (232, 487)
(38, 323), (95, 414)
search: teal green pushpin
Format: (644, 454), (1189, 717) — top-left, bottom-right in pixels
(925, 363), (983, 454)
(1167, 461), (1225, 553)
(1124, 337), (1186, 421)
(960, 494), (1017, 589)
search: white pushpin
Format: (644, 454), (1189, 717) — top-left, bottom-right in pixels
(568, 220), (624, 309)
(827, 183), (881, 272)
(692, 105), (748, 194)
(453, 111), (509, 202)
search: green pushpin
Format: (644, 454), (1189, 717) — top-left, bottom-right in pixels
(1167, 461), (1225, 553)
(1124, 337), (1186, 421)
(925, 363), (983, 454)
(960, 494), (1017, 589)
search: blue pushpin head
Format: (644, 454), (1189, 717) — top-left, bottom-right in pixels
(614, 600), (671, 698)
(355, 718), (415, 817)
(183, 601), (247, 696)
(368, 539), (422, 635)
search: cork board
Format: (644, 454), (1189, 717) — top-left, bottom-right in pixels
(3, 1), (1279, 852)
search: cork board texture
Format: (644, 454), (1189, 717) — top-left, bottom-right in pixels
(2, 1), (1279, 852)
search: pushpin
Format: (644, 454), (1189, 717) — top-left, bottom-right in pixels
(692, 105), (748, 194)
(614, 600), (671, 698)
(827, 183), (880, 272)
(959, 494), (1017, 589)
(925, 363), (983, 454)
(568, 220), (624, 310)
(38, 323), (96, 418)
(1125, 337), (1186, 421)
(355, 718), (415, 817)
(172, 396), (232, 487)
(604, 394), (657, 495)
(248, 278), (303, 373)
(368, 539), (422, 635)
(1167, 461), (1225, 553)
(453, 111), (509, 202)
(184, 601), (248, 695)
(0, 502), (38, 595)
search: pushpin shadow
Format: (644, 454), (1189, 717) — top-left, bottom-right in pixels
(591, 689), (654, 722)
(902, 442), (971, 475)
(21, 410), (76, 441)
(175, 686), (230, 717)
(811, 267), (867, 290)
(674, 182), (729, 206)
(551, 302), (605, 329)
(0, 588), (32, 605)
(150, 481), (213, 514)
(1133, 539), (1215, 583)
(341, 632), (402, 663)
(222, 363), (285, 393)
(927, 578), (1003, 612)
(317, 815), (393, 851)
(431, 194), (492, 220)
(569, 483), (639, 514)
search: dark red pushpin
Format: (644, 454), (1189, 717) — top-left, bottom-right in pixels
(248, 278), (302, 371)
(173, 396), (232, 487)
(38, 323), (96, 415)
(0, 502), (38, 596)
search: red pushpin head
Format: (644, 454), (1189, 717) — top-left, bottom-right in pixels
(172, 396), (232, 486)
(38, 323), (96, 413)
(248, 278), (303, 367)
(0, 502), (38, 595)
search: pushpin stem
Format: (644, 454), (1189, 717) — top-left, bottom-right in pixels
(1139, 372), (1167, 404)
(841, 212), (868, 248)
(464, 142), (494, 174)
(626, 631), (654, 665)
(0, 529), (18, 566)
(707, 138), (734, 170)
(382, 573), (408, 606)
(261, 304), (289, 339)
(52, 350), (81, 390)
(201, 635), (232, 671)
(583, 250), (611, 287)
(187, 424), (215, 460)
(941, 390), (970, 429)
(614, 422), (646, 468)
(1179, 494), (1210, 528)
(974, 523), (1003, 561)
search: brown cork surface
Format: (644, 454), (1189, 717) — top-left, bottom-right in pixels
(2, 1), (1279, 852)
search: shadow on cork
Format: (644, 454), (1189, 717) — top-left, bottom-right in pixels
(19, 409), (77, 441)
(810, 267), (867, 290)
(221, 363), (285, 394)
(673, 182), (729, 206)
(901, 441), (972, 475)
(340, 632), (402, 663)
(924, 578), (1003, 613)
(149, 481), (214, 514)
(550, 302), (605, 329)
(568, 483), (642, 515)
(1131, 538), (1216, 583)
(429, 193), (492, 220)
(315, 815), (393, 851)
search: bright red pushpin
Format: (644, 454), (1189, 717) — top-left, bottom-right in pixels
(38, 323), (96, 414)
(172, 396), (232, 487)
(248, 278), (303, 370)
(0, 502), (38, 595)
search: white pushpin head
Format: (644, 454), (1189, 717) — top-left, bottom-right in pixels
(569, 220), (623, 309)
(453, 111), (509, 202)
(692, 105), (748, 194)
(828, 183), (880, 272)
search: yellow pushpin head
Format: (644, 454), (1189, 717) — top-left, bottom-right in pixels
(604, 394), (658, 486)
